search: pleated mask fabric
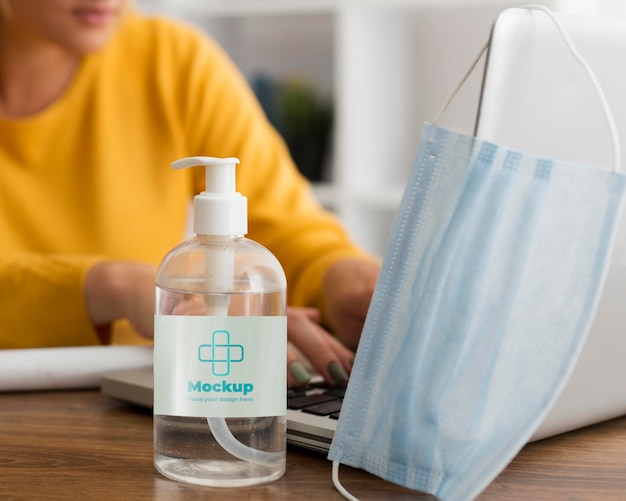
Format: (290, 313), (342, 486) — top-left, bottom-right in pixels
(328, 122), (625, 500)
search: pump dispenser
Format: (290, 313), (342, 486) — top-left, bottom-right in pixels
(154, 156), (287, 487)
(174, 156), (247, 237)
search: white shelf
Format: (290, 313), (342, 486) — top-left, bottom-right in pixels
(139, 0), (528, 16)
(138, 0), (335, 16)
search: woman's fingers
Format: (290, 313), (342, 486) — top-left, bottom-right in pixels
(287, 344), (312, 387)
(287, 307), (354, 387)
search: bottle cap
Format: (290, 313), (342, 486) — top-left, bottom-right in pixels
(171, 156), (247, 236)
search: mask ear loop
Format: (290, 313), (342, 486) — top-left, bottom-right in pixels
(432, 38), (489, 127)
(434, 4), (621, 174)
(332, 461), (359, 501)
(332, 5), (622, 501)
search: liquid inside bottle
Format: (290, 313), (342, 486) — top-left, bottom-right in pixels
(154, 415), (286, 487)
(154, 286), (286, 487)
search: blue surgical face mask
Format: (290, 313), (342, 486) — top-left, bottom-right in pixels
(328, 7), (625, 501)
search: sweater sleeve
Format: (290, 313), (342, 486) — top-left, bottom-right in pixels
(0, 253), (103, 348)
(164, 22), (371, 310)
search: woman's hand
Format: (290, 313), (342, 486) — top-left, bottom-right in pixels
(285, 257), (381, 386)
(286, 307), (354, 387)
(84, 261), (156, 343)
(320, 257), (381, 350)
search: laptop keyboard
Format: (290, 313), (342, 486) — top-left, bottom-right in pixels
(287, 384), (346, 420)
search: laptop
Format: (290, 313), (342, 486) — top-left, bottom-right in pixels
(102, 7), (626, 450)
(475, 7), (626, 441)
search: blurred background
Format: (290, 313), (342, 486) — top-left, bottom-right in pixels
(135, 0), (624, 256)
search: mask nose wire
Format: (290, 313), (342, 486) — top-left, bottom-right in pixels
(434, 4), (621, 174)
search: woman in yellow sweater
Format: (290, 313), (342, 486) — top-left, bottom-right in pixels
(0, 0), (380, 386)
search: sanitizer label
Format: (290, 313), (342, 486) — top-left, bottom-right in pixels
(154, 315), (287, 418)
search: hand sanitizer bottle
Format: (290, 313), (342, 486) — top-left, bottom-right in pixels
(153, 156), (287, 487)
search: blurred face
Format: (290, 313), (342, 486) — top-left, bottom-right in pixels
(5, 0), (130, 54)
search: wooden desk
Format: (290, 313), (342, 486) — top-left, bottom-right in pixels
(1, 390), (625, 500)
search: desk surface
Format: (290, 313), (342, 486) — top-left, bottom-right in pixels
(1, 390), (625, 500)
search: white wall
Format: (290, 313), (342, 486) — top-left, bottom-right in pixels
(554, 0), (626, 16)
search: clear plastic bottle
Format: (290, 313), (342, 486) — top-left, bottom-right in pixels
(153, 157), (287, 487)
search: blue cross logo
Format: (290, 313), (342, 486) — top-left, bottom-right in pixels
(198, 330), (244, 377)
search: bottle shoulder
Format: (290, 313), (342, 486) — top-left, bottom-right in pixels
(156, 235), (286, 293)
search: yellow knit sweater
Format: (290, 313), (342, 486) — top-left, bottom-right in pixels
(0, 12), (364, 348)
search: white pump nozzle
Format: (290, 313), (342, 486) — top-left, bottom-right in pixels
(171, 156), (247, 236)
